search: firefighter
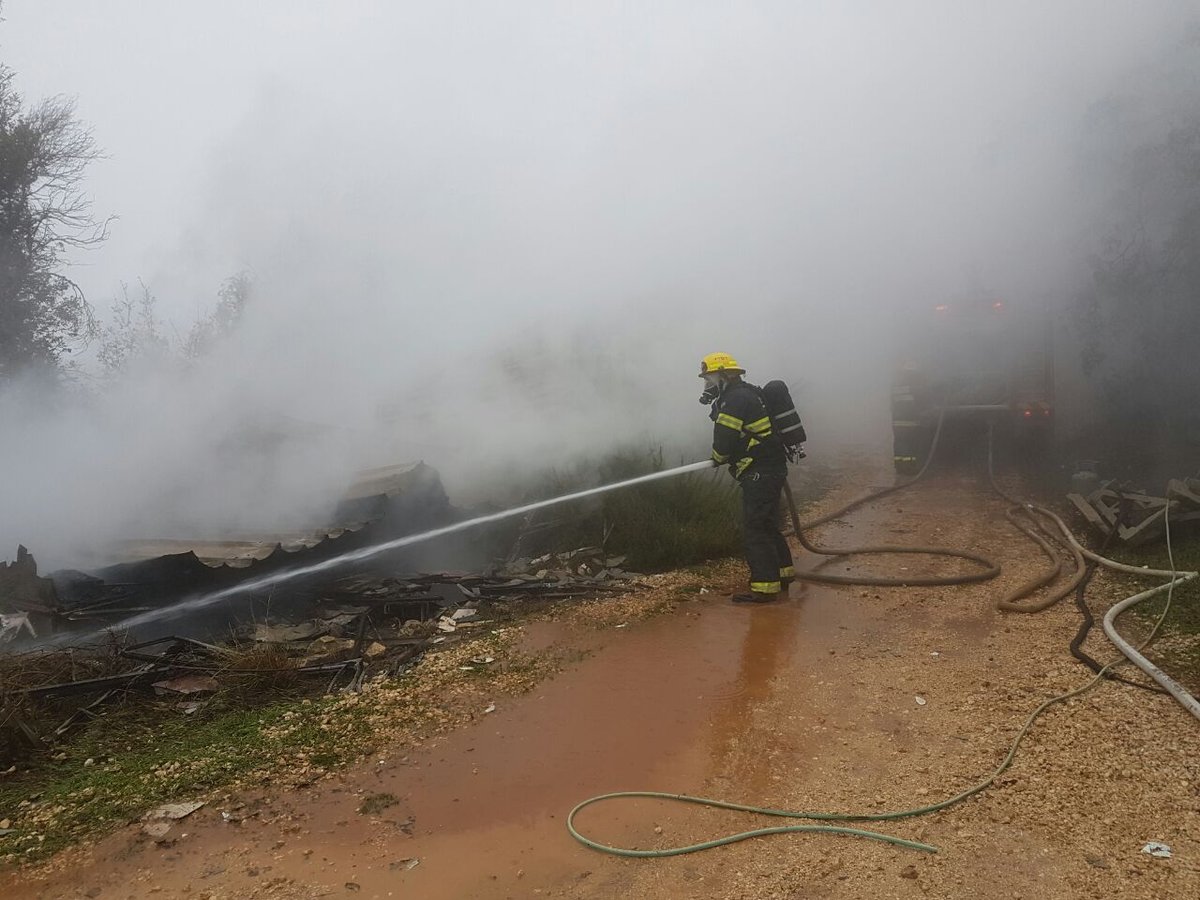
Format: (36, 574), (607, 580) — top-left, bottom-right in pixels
(699, 352), (795, 603)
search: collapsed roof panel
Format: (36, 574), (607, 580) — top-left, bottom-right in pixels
(105, 526), (370, 569)
(41, 462), (454, 623)
(91, 461), (446, 574)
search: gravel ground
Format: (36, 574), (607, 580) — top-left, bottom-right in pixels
(600, 472), (1200, 900)
(4, 463), (1198, 899)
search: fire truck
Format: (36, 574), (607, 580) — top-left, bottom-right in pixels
(890, 296), (1054, 474)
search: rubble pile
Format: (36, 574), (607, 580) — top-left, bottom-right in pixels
(0, 546), (642, 764)
(0, 547), (58, 643)
(1068, 477), (1200, 545)
(241, 547), (641, 655)
(496, 546), (640, 589)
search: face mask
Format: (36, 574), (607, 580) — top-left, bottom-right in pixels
(702, 373), (723, 390)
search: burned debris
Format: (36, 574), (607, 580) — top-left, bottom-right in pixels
(45, 462), (454, 637)
(0, 546), (59, 645)
(1068, 477), (1200, 545)
(0, 454), (653, 768)
(0, 550), (639, 766)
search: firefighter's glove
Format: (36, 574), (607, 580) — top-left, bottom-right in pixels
(698, 384), (719, 405)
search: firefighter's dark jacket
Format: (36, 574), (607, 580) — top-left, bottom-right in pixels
(709, 381), (787, 479)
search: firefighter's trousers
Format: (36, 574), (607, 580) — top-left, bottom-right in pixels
(740, 469), (795, 594)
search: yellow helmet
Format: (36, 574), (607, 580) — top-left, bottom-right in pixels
(699, 352), (745, 377)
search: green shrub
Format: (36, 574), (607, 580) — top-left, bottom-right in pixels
(518, 446), (741, 573)
(595, 447), (742, 572)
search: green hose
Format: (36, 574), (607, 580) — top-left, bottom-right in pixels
(567, 663), (1115, 858)
(567, 794), (936, 854)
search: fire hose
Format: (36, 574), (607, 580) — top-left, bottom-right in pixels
(780, 410), (1001, 587)
(1031, 490), (1199, 717)
(1067, 501), (1166, 694)
(567, 658), (1138, 858)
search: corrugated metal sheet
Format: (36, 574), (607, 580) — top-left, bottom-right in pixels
(105, 525), (370, 569)
(97, 461), (439, 572)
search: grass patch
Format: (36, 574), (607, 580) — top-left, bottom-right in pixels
(1112, 530), (1200, 634)
(221, 642), (302, 696)
(598, 448), (743, 572)
(505, 446), (834, 575)
(522, 446), (743, 573)
(0, 692), (372, 861)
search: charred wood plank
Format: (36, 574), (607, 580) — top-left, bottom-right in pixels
(19, 666), (173, 699)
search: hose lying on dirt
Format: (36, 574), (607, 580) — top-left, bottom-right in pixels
(989, 454), (1198, 716)
(984, 430), (1199, 716)
(1067, 503), (1167, 694)
(1044, 488), (1200, 720)
(784, 410), (1001, 588)
(992, 506), (1083, 612)
(982, 425), (1089, 613)
(1103, 576), (1200, 719)
(983, 428), (1199, 717)
(984, 426), (1191, 704)
(567, 640), (1159, 858)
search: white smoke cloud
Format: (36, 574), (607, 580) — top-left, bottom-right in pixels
(0, 1), (1194, 568)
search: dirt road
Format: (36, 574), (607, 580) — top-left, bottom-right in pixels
(5, 465), (1200, 899)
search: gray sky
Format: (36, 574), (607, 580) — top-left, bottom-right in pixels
(1, 1), (1195, 566)
(4, 1), (1182, 319)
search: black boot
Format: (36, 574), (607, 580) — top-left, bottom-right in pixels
(732, 591), (780, 604)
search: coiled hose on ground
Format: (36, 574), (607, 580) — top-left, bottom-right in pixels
(782, 410), (1000, 587)
(984, 424), (1088, 613)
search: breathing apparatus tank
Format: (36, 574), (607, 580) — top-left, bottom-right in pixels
(699, 370), (808, 462)
(758, 380), (807, 460)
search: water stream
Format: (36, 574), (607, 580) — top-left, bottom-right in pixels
(63, 459), (715, 644)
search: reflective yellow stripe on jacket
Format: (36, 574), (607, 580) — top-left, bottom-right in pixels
(711, 383), (782, 479)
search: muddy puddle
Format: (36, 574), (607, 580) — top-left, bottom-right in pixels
(291, 587), (847, 900)
(7, 584), (853, 900)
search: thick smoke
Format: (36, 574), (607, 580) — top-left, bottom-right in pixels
(0, 2), (1195, 568)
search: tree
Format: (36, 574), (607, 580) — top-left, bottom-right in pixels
(96, 272), (253, 379)
(0, 61), (106, 382)
(96, 280), (168, 377)
(181, 271), (252, 359)
(1072, 61), (1200, 463)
